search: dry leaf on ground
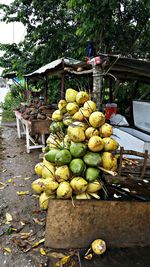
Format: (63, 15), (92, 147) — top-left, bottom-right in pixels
(32, 238), (45, 248)
(4, 247), (11, 253)
(56, 255), (71, 266)
(40, 247), (46, 256)
(6, 213), (13, 222)
(19, 232), (32, 239)
(0, 182), (7, 190)
(48, 252), (69, 259)
(33, 218), (45, 225)
(24, 177), (31, 180)
(16, 191), (29, 196)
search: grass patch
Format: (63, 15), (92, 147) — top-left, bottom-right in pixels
(1, 91), (24, 123)
(2, 109), (16, 122)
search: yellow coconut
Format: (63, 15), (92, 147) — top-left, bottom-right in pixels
(103, 137), (119, 151)
(39, 192), (55, 210)
(46, 134), (61, 149)
(88, 136), (104, 152)
(63, 115), (73, 126)
(34, 162), (44, 177)
(84, 100), (96, 112)
(101, 152), (117, 171)
(89, 111), (105, 128)
(42, 163), (55, 179)
(55, 165), (70, 182)
(52, 110), (63, 121)
(79, 107), (91, 118)
(76, 91), (89, 105)
(66, 102), (79, 115)
(100, 123), (113, 137)
(70, 177), (88, 193)
(85, 127), (99, 139)
(76, 192), (91, 199)
(72, 111), (84, 121)
(43, 178), (59, 195)
(87, 180), (102, 193)
(32, 178), (45, 194)
(63, 134), (71, 148)
(69, 121), (87, 131)
(56, 181), (72, 199)
(58, 99), (67, 113)
(91, 239), (106, 255)
(68, 126), (85, 142)
(43, 157), (55, 167)
(65, 88), (78, 102)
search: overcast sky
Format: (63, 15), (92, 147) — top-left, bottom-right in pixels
(0, 0), (26, 74)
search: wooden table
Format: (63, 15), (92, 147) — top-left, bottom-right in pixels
(15, 111), (50, 153)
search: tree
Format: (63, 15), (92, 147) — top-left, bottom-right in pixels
(0, 0), (79, 75)
(0, 0), (149, 76)
(67, 0), (150, 59)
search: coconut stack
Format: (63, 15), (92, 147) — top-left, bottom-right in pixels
(16, 98), (55, 121)
(32, 88), (119, 210)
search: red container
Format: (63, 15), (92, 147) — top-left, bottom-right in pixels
(105, 103), (117, 120)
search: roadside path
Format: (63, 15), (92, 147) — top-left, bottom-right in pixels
(0, 123), (48, 267)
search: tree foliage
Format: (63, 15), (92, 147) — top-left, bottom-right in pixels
(0, 0), (79, 75)
(0, 0), (149, 76)
(67, 0), (150, 58)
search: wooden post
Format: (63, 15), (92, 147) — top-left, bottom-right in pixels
(61, 59), (65, 99)
(61, 71), (65, 99)
(92, 64), (103, 110)
(109, 78), (113, 102)
(45, 74), (48, 104)
(118, 147), (124, 176)
(140, 150), (148, 179)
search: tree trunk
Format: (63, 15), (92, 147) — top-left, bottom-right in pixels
(92, 65), (103, 110)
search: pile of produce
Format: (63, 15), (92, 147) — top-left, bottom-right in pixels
(32, 89), (119, 210)
(16, 98), (56, 120)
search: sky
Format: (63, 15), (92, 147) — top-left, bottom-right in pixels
(0, 0), (26, 74)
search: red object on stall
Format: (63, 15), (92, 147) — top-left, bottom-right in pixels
(105, 103), (117, 120)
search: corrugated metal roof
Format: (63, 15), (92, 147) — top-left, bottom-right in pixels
(24, 55), (150, 83)
(24, 57), (84, 78)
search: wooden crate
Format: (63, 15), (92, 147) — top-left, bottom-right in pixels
(30, 119), (51, 135)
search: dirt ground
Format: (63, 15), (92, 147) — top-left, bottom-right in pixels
(0, 124), (150, 267)
(0, 123), (48, 267)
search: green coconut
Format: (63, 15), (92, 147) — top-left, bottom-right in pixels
(85, 167), (100, 182)
(69, 158), (86, 175)
(45, 149), (61, 163)
(70, 142), (87, 158)
(55, 149), (72, 166)
(83, 152), (102, 167)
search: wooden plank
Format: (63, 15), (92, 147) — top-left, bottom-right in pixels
(30, 119), (50, 135)
(45, 200), (150, 249)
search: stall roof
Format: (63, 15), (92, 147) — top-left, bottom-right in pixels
(24, 57), (87, 78)
(2, 72), (17, 79)
(24, 55), (150, 83)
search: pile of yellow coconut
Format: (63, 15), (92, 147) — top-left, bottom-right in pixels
(32, 89), (119, 210)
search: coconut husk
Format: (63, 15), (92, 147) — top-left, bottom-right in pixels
(37, 113), (46, 120)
